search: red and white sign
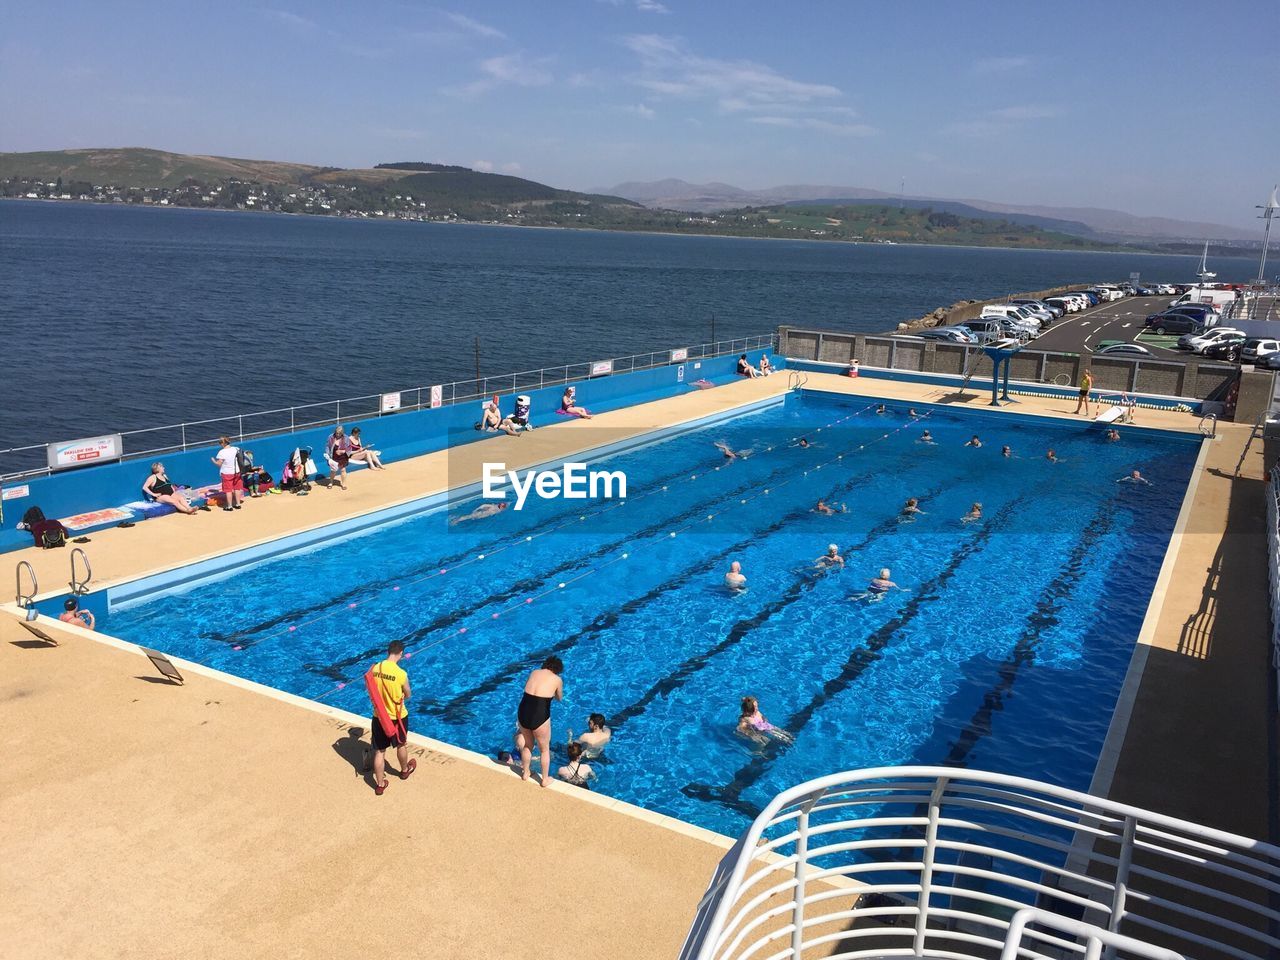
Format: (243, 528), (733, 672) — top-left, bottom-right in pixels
(591, 360), (614, 376)
(1, 484), (30, 501)
(430, 385), (443, 409)
(381, 391), (402, 413)
(670, 348), (689, 363)
(48, 433), (123, 471)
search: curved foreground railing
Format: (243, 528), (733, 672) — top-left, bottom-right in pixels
(678, 767), (1280, 960)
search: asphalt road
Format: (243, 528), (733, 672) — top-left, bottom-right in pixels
(1031, 295), (1188, 359)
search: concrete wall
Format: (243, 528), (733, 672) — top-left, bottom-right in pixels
(778, 326), (1237, 404)
(0, 349), (776, 541)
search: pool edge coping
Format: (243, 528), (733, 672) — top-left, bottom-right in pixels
(1086, 432), (1214, 801)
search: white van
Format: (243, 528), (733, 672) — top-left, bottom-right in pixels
(1172, 287), (1238, 311)
(981, 304), (1040, 334)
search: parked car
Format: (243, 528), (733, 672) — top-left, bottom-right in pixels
(1201, 337), (1246, 362)
(1079, 291), (1101, 306)
(1178, 327), (1245, 352)
(1258, 351), (1280, 371)
(1133, 285), (1155, 296)
(1155, 283), (1177, 295)
(1146, 307), (1218, 330)
(980, 304), (1041, 334)
(1241, 338), (1280, 364)
(1095, 342), (1152, 357)
(1143, 313), (1204, 335)
(917, 327), (977, 344)
(1011, 298), (1061, 320)
(962, 319), (1010, 341)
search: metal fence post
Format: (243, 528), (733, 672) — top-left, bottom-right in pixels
(914, 777), (948, 953)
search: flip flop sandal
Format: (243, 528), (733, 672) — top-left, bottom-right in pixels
(400, 758), (417, 780)
(72, 537), (91, 543)
(117, 521), (136, 528)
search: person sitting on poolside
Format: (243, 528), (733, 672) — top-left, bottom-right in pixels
(737, 354), (760, 378)
(451, 501), (509, 525)
(724, 561), (747, 591)
(348, 427), (386, 470)
(962, 502), (983, 524)
(919, 429), (935, 445)
(758, 354), (774, 376)
(508, 395), (533, 432)
(142, 461), (199, 515)
(965, 435), (982, 448)
(574, 713), (612, 758)
(561, 386), (593, 418)
(481, 396), (520, 436)
(557, 742), (597, 788)
(1001, 445), (1012, 458)
(901, 497), (925, 520)
(1046, 448), (1060, 463)
(737, 696), (792, 744)
(1118, 469), (1151, 486)
(845, 360), (860, 378)
(58, 597), (95, 631)
(815, 543), (844, 568)
(239, 450), (272, 497)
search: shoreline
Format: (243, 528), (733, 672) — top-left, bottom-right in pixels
(0, 196), (1239, 261)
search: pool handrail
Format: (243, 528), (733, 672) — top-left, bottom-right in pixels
(0, 334), (778, 482)
(679, 766), (1280, 960)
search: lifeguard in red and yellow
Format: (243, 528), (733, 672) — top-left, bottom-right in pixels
(366, 640), (415, 795)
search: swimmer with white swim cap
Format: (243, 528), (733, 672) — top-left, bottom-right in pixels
(852, 567), (905, 602)
(724, 560), (747, 591)
(815, 544), (844, 568)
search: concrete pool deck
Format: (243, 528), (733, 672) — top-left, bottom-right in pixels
(2, 371), (1273, 958)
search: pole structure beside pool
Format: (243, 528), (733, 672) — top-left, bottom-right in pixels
(982, 343), (1024, 407)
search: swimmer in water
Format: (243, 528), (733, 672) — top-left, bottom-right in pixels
(1117, 469), (1151, 486)
(796, 437), (811, 449)
(909, 408), (919, 417)
(965, 435), (982, 448)
(815, 543), (845, 569)
(814, 499), (846, 516)
(1001, 445), (1012, 458)
(852, 567), (905, 602)
(736, 696), (793, 744)
(919, 429), (935, 445)
(724, 561), (747, 591)
(875, 404), (887, 415)
(900, 497), (925, 521)
(451, 502), (509, 525)
(1046, 449), (1060, 463)
(1106, 428), (1121, 442)
(961, 502), (983, 523)
(714, 440), (751, 461)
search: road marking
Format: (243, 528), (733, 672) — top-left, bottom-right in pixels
(1121, 322), (1131, 329)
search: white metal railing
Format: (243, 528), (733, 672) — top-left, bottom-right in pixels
(679, 767), (1280, 960)
(0, 334), (777, 482)
(1268, 460), (1280, 711)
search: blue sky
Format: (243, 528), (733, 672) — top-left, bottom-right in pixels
(3, 0), (1276, 227)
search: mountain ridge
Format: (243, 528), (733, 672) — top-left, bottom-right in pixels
(599, 177), (1255, 242)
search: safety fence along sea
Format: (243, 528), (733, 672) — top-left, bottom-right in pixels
(0, 335), (777, 481)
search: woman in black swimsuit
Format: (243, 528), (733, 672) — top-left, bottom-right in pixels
(142, 461), (198, 515)
(515, 656), (564, 787)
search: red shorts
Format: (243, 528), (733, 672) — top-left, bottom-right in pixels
(220, 474), (244, 493)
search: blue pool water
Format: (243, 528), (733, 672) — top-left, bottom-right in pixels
(103, 394), (1200, 836)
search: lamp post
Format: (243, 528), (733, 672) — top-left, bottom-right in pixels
(1254, 186), (1278, 320)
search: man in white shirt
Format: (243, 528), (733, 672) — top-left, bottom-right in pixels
(211, 436), (244, 511)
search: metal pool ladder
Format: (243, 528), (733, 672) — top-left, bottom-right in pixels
(15, 560), (37, 613)
(70, 548), (92, 596)
(1198, 412), (1217, 438)
(787, 370), (808, 392)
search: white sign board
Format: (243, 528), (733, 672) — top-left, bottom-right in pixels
(670, 347), (689, 363)
(590, 360), (614, 376)
(47, 433), (123, 471)
(1129, 272), (1141, 282)
(1, 484), (30, 500)
(380, 391), (402, 413)
(429, 385), (443, 409)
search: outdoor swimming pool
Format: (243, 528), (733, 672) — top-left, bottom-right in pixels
(101, 393), (1201, 837)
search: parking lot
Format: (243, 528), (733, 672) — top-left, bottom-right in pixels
(1030, 294), (1188, 359)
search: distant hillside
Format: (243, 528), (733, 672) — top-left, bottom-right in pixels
(605, 178), (1255, 242)
(786, 196), (1100, 239)
(0, 148), (322, 188)
(0, 147), (641, 223)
